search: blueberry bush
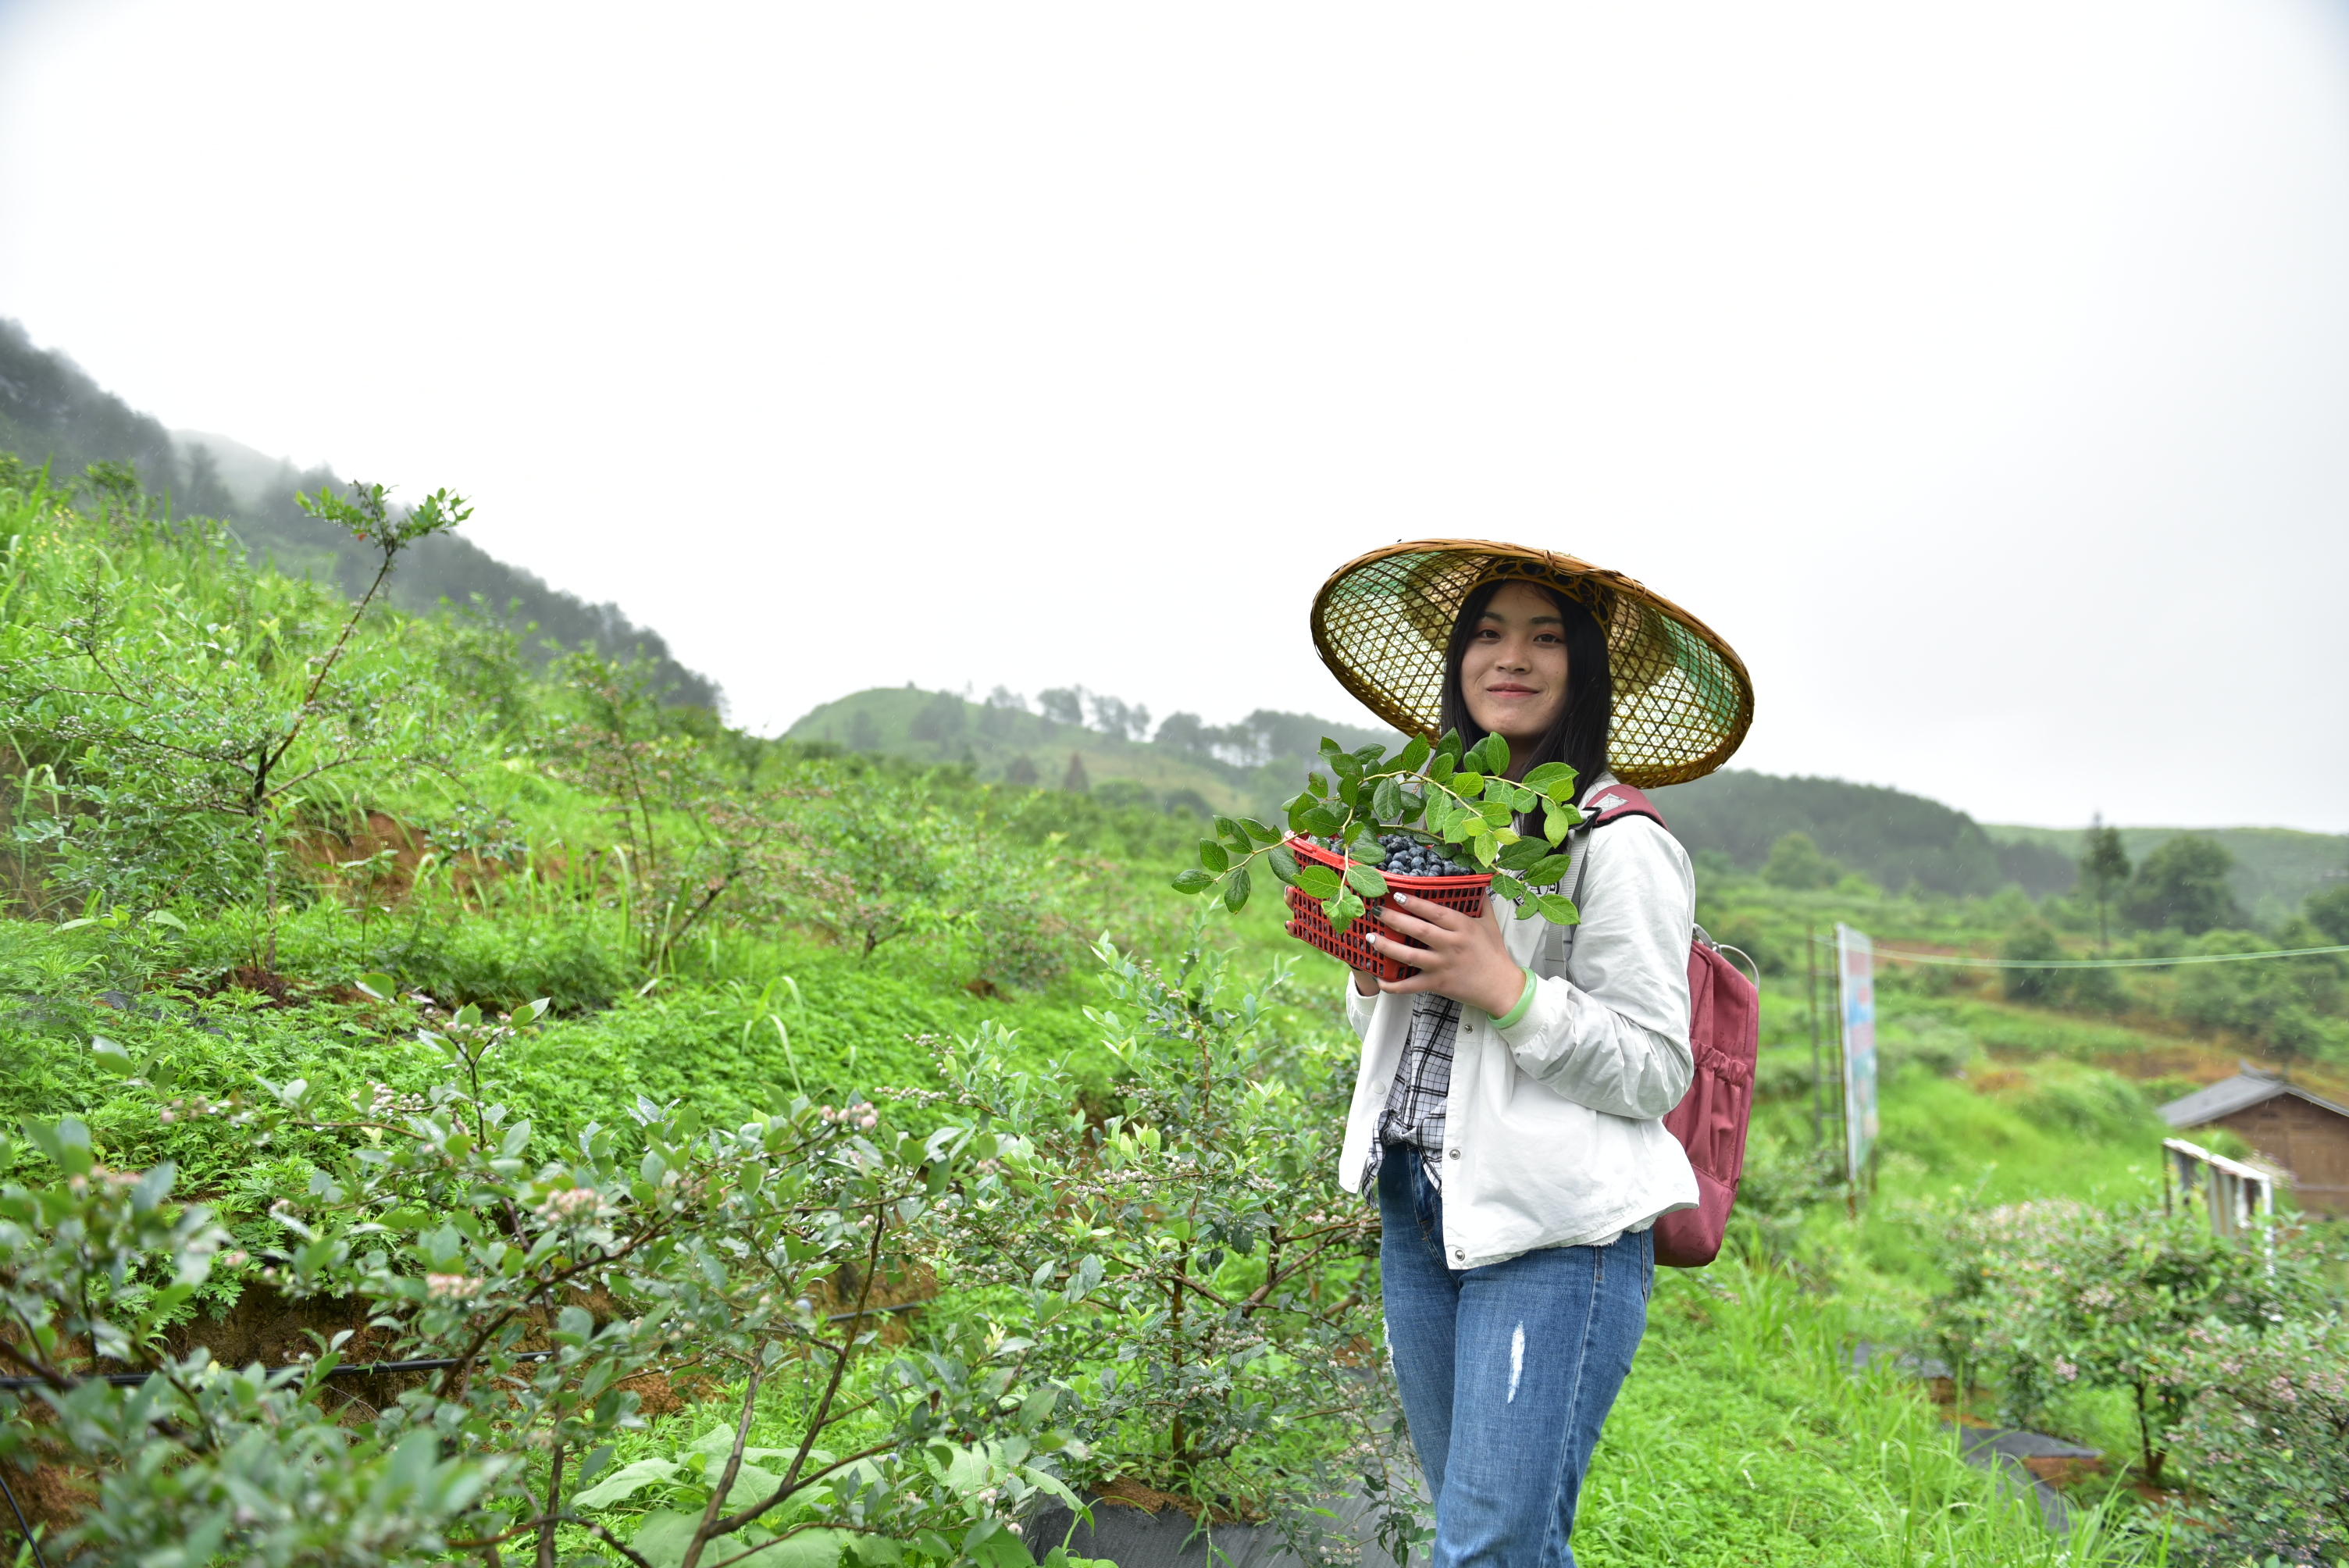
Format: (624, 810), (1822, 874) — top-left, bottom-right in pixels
(0, 1003), (1093, 1568)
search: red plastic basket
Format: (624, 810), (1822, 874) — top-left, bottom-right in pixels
(1281, 836), (1492, 982)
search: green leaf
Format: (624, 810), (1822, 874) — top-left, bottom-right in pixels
(1292, 864), (1342, 900)
(1306, 772), (1330, 798)
(1506, 783), (1540, 814)
(1214, 816), (1242, 845)
(1267, 843), (1300, 884)
(1325, 887), (1367, 935)
(1198, 841), (1230, 874)
(1223, 868), (1252, 912)
(1524, 853), (1574, 885)
(1239, 818), (1279, 846)
(1344, 831), (1388, 865)
(1522, 761), (1576, 793)
(90, 1036), (135, 1076)
(1301, 804), (1346, 836)
(1452, 769), (1482, 795)
(1428, 752), (1456, 786)
(1441, 814), (1475, 845)
(27, 1116), (94, 1177)
(1478, 732), (1513, 775)
(1492, 872), (1528, 903)
(1536, 893), (1581, 925)
(1344, 864), (1389, 899)
(1399, 734), (1431, 772)
(1171, 868), (1216, 895)
(1477, 799), (1516, 827)
(141, 909), (187, 932)
(1285, 792), (1317, 832)
(1544, 807), (1574, 846)
(1371, 776), (1404, 824)
(1495, 838), (1550, 871)
(355, 971), (399, 1002)
(1330, 750), (1364, 786)
(572, 1456), (683, 1509)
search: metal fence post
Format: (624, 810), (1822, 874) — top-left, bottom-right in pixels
(1807, 925), (1823, 1149)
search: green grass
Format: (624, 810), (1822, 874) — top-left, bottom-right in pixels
(1579, 1256), (2148, 1566)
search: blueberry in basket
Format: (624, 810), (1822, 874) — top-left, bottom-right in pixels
(1313, 834), (1475, 878)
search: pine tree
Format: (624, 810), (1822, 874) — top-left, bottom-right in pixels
(2080, 817), (2131, 949)
(1063, 752), (1091, 793)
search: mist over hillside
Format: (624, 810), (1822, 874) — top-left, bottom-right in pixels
(0, 318), (718, 707)
(1648, 771), (2077, 899)
(797, 684), (2349, 914)
(786, 684), (1398, 819)
(1983, 821), (2349, 928)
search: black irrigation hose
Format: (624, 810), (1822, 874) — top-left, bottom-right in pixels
(0, 1297), (934, 1559)
(0, 1465), (43, 1568)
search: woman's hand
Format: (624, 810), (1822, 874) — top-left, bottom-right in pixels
(1363, 893), (1527, 1016)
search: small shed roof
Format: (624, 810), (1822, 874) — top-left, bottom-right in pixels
(2160, 1071), (2349, 1129)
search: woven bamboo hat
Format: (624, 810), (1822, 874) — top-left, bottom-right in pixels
(1310, 540), (1753, 789)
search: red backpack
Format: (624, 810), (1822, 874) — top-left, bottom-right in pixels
(1562, 786), (1759, 1269)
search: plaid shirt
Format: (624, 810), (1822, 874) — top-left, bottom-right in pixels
(1360, 993), (1464, 1192)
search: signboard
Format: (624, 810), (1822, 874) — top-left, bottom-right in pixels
(1837, 923), (1878, 1185)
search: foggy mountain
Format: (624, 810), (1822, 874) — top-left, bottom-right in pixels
(0, 318), (719, 707)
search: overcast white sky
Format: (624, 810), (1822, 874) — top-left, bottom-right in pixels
(3, 2), (2345, 832)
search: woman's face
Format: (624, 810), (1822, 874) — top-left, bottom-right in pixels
(1460, 580), (1570, 769)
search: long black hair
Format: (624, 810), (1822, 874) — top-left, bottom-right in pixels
(1437, 576), (1613, 798)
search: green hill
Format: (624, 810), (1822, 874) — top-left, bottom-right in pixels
(785, 686), (1398, 818)
(0, 318), (718, 707)
(792, 690), (2348, 920)
(1648, 769), (2076, 897)
(0, 465), (2333, 1558)
(1982, 821), (2349, 925)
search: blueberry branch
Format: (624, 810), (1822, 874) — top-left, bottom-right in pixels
(1171, 729), (1588, 935)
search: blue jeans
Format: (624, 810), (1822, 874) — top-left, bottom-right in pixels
(1378, 1151), (1652, 1568)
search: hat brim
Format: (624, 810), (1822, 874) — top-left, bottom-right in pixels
(1310, 540), (1753, 789)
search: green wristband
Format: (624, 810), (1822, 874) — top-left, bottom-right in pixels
(1492, 968), (1538, 1031)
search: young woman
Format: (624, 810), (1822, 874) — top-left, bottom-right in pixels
(1306, 543), (1753, 1568)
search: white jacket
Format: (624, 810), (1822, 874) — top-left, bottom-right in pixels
(1337, 775), (1698, 1267)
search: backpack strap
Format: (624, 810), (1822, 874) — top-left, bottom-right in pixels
(1577, 783), (1666, 832)
(1556, 784), (1670, 969)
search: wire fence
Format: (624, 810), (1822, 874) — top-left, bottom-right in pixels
(1856, 940), (2349, 971)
